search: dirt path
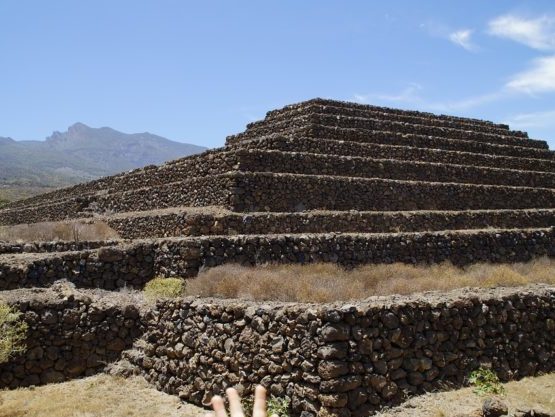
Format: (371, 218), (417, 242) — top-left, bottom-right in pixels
(0, 374), (206, 417)
(375, 373), (555, 417)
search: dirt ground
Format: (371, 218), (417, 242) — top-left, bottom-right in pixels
(0, 374), (205, 417)
(375, 373), (555, 417)
(1, 373), (554, 417)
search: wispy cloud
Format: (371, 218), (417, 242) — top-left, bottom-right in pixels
(488, 14), (555, 51)
(506, 55), (555, 94)
(354, 83), (424, 105)
(505, 109), (555, 129)
(353, 84), (504, 113)
(449, 29), (476, 51)
(420, 21), (478, 51)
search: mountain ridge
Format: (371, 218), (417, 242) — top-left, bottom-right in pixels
(0, 123), (206, 201)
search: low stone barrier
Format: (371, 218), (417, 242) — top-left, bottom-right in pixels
(236, 150), (555, 189)
(0, 286), (145, 389)
(227, 126), (553, 160)
(233, 112), (545, 149)
(0, 244), (155, 290)
(257, 101), (523, 138)
(127, 285), (555, 416)
(1, 284), (553, 415)
(0, 240), (119, 255)
(3, 228), (554, 291)
(230, 173), (555, 212)
(236, 136), (555, 173)
(106, 208), (555, 239)
(265, 98), (513, 132)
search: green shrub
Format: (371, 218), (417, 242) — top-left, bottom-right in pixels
(143, 277), (186, 300)
(267, 396), (290, 417)
(468, 367), (505, 395)
(242, 395), (290, 417)
(0, 302), (28, 364)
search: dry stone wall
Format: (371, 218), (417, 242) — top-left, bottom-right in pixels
(257, 101), (524, 137)
(230, 173), (555, 212)
(231, 113), (546, 148)
(0, 287), (145, 389)
(0, 244), (155, 290)
(2, 284), (553, 416)
(228, 126), (554, 160)
(236, 150), (555, 189)
(0, 240), (119, 255)
(234, 136), (555, 173)
(106, 209), (555, 239)
(4, 228), (554, 291)
(127, 285), (555, 416)
(264, 98), (515, 132)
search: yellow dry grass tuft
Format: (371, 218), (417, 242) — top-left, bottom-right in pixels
(185, 258), (555, 302)
(143, 277), (186, 301)
(0, 374), (205, 417)
(0, 220), (119, 242)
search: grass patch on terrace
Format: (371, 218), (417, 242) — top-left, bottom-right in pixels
(143, 277), (186, 300)
(184, 258), (555, 302)
(0, 220), (119, 242)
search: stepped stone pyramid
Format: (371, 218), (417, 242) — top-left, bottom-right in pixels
(1, 98), (555, 277)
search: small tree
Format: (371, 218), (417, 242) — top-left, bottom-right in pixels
(0, 302), (27, 364)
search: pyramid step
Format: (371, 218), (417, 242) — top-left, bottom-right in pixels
(229, 172), (555, 212)
(229, 125), (554, 161)
(0, 148), (230, 211)
(0, 174), (236, 225)
(8, 144), (555, 219)
(267, 98), (513, 132)
(235, 135), (555, 173)
(232, 113), (548, 149)
(6, 171), (555, 225)
(105, 207), (555, 239)
(0, 247), (153, 291)
(236, 149), (555, 189)
(254, 101), (527, 139)
(2, 228), (553, 287)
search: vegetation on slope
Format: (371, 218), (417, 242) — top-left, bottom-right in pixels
(0, 302), (27, 364)
(0, 220), (119, 242)
(184, 258), (555, 302)
(143, 277), (186, 300)
(0, 123), (206, 195)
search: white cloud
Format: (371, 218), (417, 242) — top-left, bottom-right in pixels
(505, 109), (555, 129)
(449, 29), (476, 51)
(353, 84), (504, 112)
(354, 83), (423, 105)
(488, 14), (555, 50)
(506, 55), (555, 94)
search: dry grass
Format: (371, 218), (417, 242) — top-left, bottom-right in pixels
(375, 373), (555, 417)
(185, 258), (555, 302)
(0, 372), (553, 417)
(0, 220), (119, 242)
(0, 374), (205, 417)
(143, 277), (186, 301)
(0, 302), (27, 364)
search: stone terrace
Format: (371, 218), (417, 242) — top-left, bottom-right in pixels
(1, 99), (555, 417)
(1, 98), (555, 280)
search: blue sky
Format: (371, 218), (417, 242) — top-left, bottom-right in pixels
(1, 1), (555, 148)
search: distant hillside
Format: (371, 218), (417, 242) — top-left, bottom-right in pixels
(0, 123), (206, 200)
